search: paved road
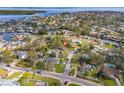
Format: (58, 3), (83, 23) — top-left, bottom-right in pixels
(110, 75), (121, 86)
(0, 64), (101, 86)
(64, 51), (74, 75)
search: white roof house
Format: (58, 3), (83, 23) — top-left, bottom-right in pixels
(16, 51), (28, 60)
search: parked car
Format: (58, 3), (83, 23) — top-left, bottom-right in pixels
(6, 64), (11, 67)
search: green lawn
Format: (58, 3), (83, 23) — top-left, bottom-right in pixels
(55, 64), (65, 73)
(71, 55), (79, 65)
(121, 82), (124, 86)
(68, 83), (81, 86)
(102, 79), (117, 86)
(59, 58), (67, 63)
(99, 77), (117, 86)
(7, 72), (22, 80)
(104, 44), (114, 49)
(18, 72), (61, 86)
(77, 74), (100, 84)
(0, 68), (8, 78)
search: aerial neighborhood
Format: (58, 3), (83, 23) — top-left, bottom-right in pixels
(0, 10), (124, 86)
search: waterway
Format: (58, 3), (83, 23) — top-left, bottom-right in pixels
(0, 7), (124, 21)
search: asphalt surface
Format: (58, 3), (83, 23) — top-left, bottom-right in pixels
(0, 64), (101, 86)
(64, 51), (74, 75)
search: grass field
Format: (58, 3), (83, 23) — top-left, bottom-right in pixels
(55, 64), (65, 73)
(99, 77), (117, 86)
(68, 83), (81, 86)
(102, 79), (117, 86)
(7, 72), (22, 80)
(104, 44), (114, 49)
(0, 68), (8, 78)
(18, 72), (61, 86)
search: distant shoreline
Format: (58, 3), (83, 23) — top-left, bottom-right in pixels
(0, 10), (47, 15)
(0, 7), (124, 12)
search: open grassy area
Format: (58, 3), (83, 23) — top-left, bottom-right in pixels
(55, 64), (65, 73)
(68, 83), (81, 86)
(121, 82), (124, 86)
(102, 79), (117, 86)
(0, 10), (46, 15)
(104, 44), (114, 49)
(99, 77), (117, 86)
(7, 72), (22, 80)
(18, 72), (61, 86)
(0, 68), (8, 78)
(77, 74), (100, 84)
(78, 73), (117, 86)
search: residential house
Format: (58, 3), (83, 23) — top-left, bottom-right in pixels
(16, 51), (28, 60)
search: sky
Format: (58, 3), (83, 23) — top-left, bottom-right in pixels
(0, 0), (124, 7)
(0, 7), (124, 12)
